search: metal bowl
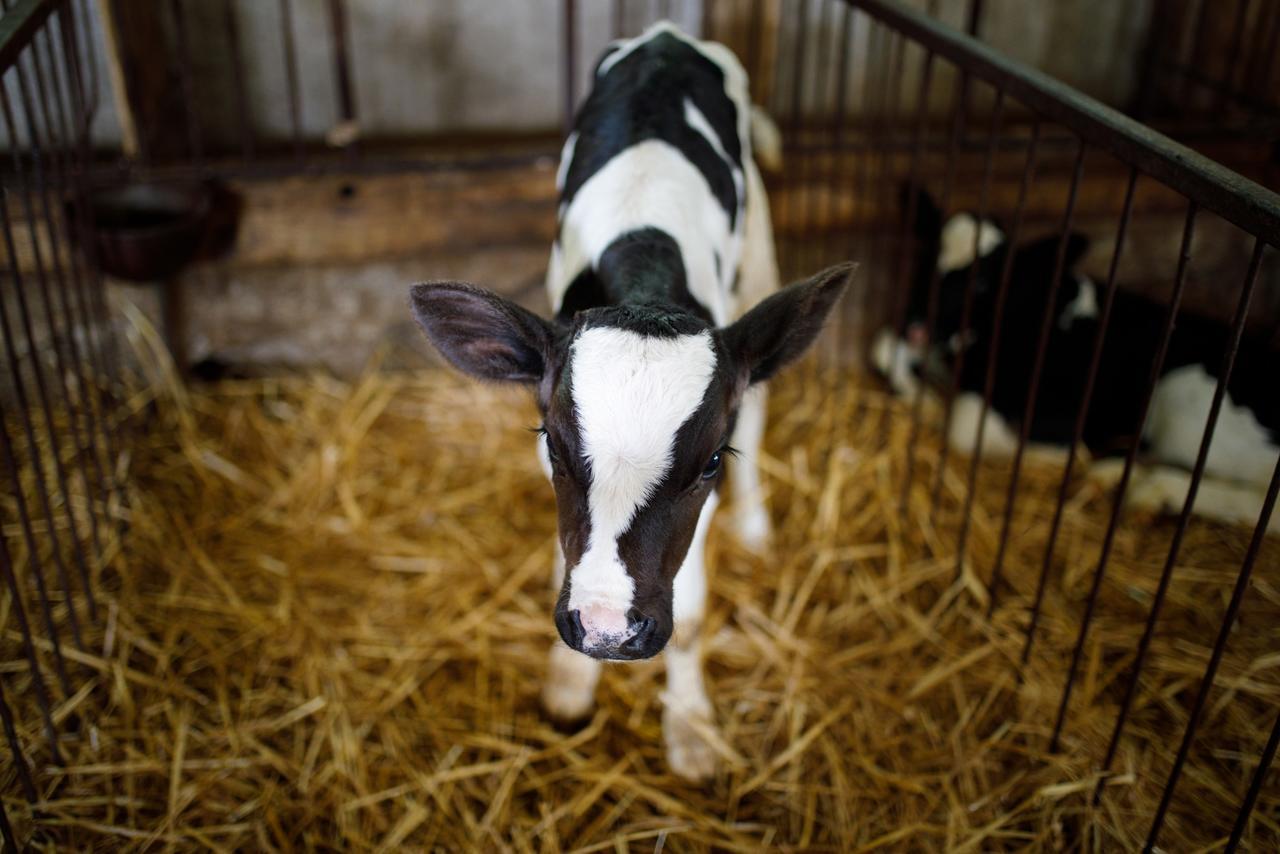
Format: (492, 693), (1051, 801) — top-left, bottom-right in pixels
(75, 181), (216, 282)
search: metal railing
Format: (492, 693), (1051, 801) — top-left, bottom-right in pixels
(0, 0), (123, 845)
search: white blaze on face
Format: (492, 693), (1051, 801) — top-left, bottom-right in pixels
(566, 327), (717, 640)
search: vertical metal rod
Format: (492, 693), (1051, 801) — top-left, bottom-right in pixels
(934, 88), (1004, 529)
(1181, 0), (1212, 104)
(169, 0), (203, 163)
(37, 21), (117, 544)
(0, 798), (15, 852)
(797, 0), (834, 275)
(745, 0), (764, 84)
(879, 49), (935, 448)
(59, 0), (124, 386)
(1144, 450), (1280, 853)
(900, 65), (969, 513)
(57, 3), (128, 496)
(965, 0), (984, 36)
(988, 140), (1090, 617)
(13, 48), (101, 616)
(1021, 167), (1138, 656)
(279, 0), (304, 160)
(1048, 202), (1200, 753)
(1225, 706), (1280, 853)
(780, 0), (810, 278)
(870, 29), (906, 375)
(850, 20), (888, 361)
(327, 0), (357, 156)
(0, 393), (75, 696)
(224, 0), (254, 159)
(1217, 0), (1251, 115)
(0, 507), (62, 762)
(562, 0), (578, 136)
(613, 0), (626, 41)
(700, 0), (713, 39)
(1094, 237), (1267, 801)
(977, 122), (1042, 613)
(820, 0), (854, 265)
(0, 671), (37, 802)
(0, 86), (88, 658)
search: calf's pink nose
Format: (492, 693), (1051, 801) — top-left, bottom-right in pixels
(579, 604), (629, 640)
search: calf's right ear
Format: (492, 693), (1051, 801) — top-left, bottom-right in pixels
(409, 282), (555, 384)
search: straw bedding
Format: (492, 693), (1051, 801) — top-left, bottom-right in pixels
(3, 336), (1278, 851)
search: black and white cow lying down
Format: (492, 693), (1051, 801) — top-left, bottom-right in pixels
(873, 188), (1280, 531)
(410, 23), (851, 780)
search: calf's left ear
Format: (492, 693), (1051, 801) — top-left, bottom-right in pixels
(722, 262), (855, 386)
(409, 282), (555, 384)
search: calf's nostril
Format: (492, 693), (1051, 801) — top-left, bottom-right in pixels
(567, 609), (586, 647)
(627, 616), (657, 648)
(556, 608), (586, 649)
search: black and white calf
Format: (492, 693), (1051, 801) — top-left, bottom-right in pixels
(873, 188), (1280, 530)
(410, 23), (851, 779)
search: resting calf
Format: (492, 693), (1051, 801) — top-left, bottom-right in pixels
(411, 22), (851, 780)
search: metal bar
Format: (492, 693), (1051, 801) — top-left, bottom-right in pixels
(964, 0), (983, 37)
(15, 44), (101, 616)
(562, 0), (577, 135)
(745, 0), (763, 84)
(170, 0), (203, 163)
(1225, 706), (1280, 853)
(797, 0), (834, 275)
(0, 670), (37, 802)
(879, 49), (934, 447)
(613, 0), (626, 41)
(1217, 0), (1252, 116)
(57, 1), (128, 496)
(845, 0), (1280, 245)
(1181, 0), (1212, 104)
(901, 64), (969, 512)
(279, 0), (304, 160)
(850, 19), (887, 363)
(38, 19), (115, 548)
(0, 379), (75, 697)
(1144, 449), (1280, 853)
(0, 83), (88, 658)
(0, 502), (62, 761)
(65, 5), (123, 391)
(0, 795), (15, 851)
(780, 0), (810, 276)
(1021, 167), (1138, 658)
(937, 87), (1004, 562)
(1095, 237), (1267, 802)
(327, 0), (357, 155)
(224, 0), (254, 159)
(0, 0), (56, 75)
(1048, 202), (1199, 753)
(869, 27), (905, 376)
(819, 1), (854, 265)
(965, 126), (1043, 612)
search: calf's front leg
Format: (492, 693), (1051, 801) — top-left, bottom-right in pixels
(730, 385), (771, 552)
(541, 542), (602, 723)
(662, 492), (720, 781)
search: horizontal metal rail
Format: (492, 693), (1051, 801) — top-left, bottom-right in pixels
(0, 0), (56, 74)
(848, 0), (1280, 247)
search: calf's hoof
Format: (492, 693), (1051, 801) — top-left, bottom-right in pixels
(662, 701), (719, 782)
(541, 645), (599, 724)
(732, 505), (772, 553)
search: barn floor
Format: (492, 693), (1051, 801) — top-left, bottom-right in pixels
(5, 330), (1279, 851)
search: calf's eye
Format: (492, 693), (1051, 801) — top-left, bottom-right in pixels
(701, 451), (722, 480)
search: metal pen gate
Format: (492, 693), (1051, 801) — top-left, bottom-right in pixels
(1, 0), (1277, 848)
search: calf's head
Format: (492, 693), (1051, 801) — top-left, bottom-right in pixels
(410, 264), (851, 660)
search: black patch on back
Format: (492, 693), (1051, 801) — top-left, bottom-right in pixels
(557, 228), (714, 327)
(562, 31), (743, 228)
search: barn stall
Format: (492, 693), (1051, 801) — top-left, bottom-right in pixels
(1, 0), (1278, 849)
